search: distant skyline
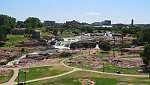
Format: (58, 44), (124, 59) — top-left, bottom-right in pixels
(0, 0), (150, 24)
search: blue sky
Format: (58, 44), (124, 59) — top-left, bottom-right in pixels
(0, 0), (150, 24)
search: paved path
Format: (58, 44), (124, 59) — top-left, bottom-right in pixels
(61, 58), (149, 78)
(1, 54), (149, 85)
(0, 68), (19, 85)
(13, 68), (80, 84)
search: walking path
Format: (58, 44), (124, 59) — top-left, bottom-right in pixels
(61, 58), (149, 78)
(0, 68), (19, 85)
(0, 51), (149, 85)
(13, 68), (80, 84)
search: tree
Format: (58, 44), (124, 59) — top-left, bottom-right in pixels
(63, 20), (81, 28)
(86, 27), (93, 33)
(0, 14), (16, 28)
(24, 17), (42, 28)
(141, 44), (150, 78)
(16, 21), (25, 28)
(59, 28), (64, 35)
(138, 28), (150, 43)
(141, 44), (150, 66)
(0, 14), (16, 33)
(0, 26), (7, 41)
(99, 41), (111, 51)
(59, 52), (72, 58)
(52, 29), (59, 36)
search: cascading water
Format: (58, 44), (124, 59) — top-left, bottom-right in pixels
(53, 36), (81, 49)
(95, 44), (100, 49)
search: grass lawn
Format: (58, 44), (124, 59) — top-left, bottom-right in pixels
(0, 70), (13, 84)
(4, 34), (27, 47)
(96, 51), (112, 58)
(98, 64), (142, 75)
(26, 71), (150, 85)
(16, 65), (71, 82)
(41, 32), (49, 37)
(61, 30), (75, 38)
(69, 63), (142, 75)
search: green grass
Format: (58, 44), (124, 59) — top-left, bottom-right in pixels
(70, 63), (142, 75)
(26, 71), (150, 85)
(41, 32), (49, 37)
(0, 70), (13, 84)
(96, 51), (111, 58)
(16, 66), (71, 82)
(3, 34), (27, 47)
(98, 64), (142, 75)
(61, 30), (75, 38)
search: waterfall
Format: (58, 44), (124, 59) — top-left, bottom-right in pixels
(53, 36), (81, 49)
(95, 44), (100, 49)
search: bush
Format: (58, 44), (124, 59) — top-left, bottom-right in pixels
(59, 52), (72, 58)
(138, 28), (150, 43)
(99, 42), (111, 51)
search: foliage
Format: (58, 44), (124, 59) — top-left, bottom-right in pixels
(3, 34), (27, 47)
(138, 28), (150, 43)
(63, 20), (81, 28)
(140, 44), (150, 66)
(70, 41), (96, 49)
(80, 26), (94, 33)
(99, 41), (111, 51)
(16, 21), (25, 28)
(0, 26), (7, 41)
(24, 17), (42, 28)
(121, 27), (141, 34)
(0, 14), (16, 28)
(59, 52), (72, 58)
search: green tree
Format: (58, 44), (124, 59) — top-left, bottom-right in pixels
(86, 27), (93, 33)
(24, 17), (42, 28)
(16, 21), (25, 28)
(0, 26), (7, 41)
(63, 20), (81, 28)
(0, 14), (16, 32)
(59, 28), (64, 35)
(141, 44), (150, 66)
(140, 44), (150, 78)
(99, 41), (111, 51)
(138, 28), (150, 43)
(52, 29), (58, 36)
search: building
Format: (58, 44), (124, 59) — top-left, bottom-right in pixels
(92, 22), (102, 26)
(44, 21), (56, 27)
(101, 20), (111, 25)
(92, 20), (111, 26)
(131, 19), (134, 26)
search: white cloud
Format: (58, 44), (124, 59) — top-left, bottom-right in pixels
(87, 12), (100, 16)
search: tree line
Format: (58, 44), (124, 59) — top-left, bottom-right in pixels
(0, 14), (43, 41)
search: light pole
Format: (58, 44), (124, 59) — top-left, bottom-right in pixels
(102, 62), (105, 72)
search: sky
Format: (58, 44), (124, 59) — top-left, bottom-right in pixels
(0, 0), (150, 24)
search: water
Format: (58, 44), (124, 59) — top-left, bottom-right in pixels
(53, 36), (81, 49)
